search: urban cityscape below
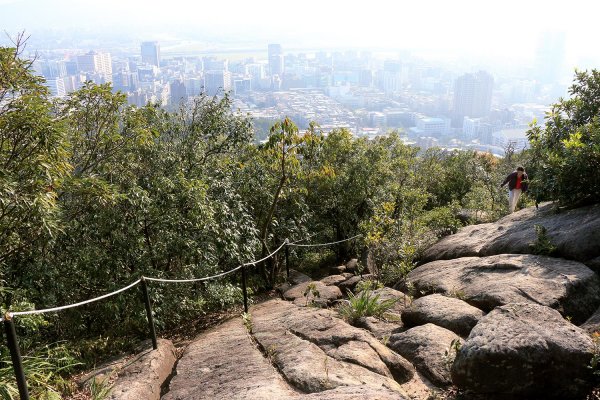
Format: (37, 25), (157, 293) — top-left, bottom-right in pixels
(2, 0), (598, 156)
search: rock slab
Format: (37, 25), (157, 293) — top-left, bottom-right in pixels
(109, 339), (176, 400)
(422, 203), (600, 267)
(401, 294), (484, 336)
(407, 254), (600, 324)
(452, 303), (595, 399)
(163, 318), (298, 400)
(389, 324), (461, 387)
(283, 281), (343, 307)
(251, 299), (414, 394)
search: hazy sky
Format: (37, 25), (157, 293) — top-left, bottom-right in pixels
(1, 0), (599, 65)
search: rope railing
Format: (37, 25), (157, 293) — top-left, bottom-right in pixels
(287, 234), (362, 248)
(4, 279), (143, 319)
(1, 233), (361, 400)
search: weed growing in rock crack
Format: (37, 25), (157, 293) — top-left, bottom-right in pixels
(88, 373), (114, 400)
(323, 356), (331, 388)
(427, 389), (443, 400)
(449, 288), (467, 300)
(355, 279), (383, 293)
(242, 312), (253, 333)
(588, 332), (600, 375)
(338, 290), (398, 324)
(304, 282), (321, 306)
(380, 335), (390, 346)
(405, 282), (416, 307)
(443, 338), (462, 369)
(529, 224), (558, 256)
(266, 344), (278, 362)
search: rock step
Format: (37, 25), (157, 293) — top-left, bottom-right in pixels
(407, 254), (600, 324)
(421, 202), (600, 267)
(163, 300), (433, 399)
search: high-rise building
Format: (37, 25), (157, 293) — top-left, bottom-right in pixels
(203, 70), (232, 96)
(77, 51), (113, 82)
(141, 41), (161, 68)
(202, 56), (228, 72)
(452, 71), (494, 128)
(170, 79), (188, 104)
(35, 60), (67, 79)
(268, 44), (284, 77)
(45, 77), (66, 97)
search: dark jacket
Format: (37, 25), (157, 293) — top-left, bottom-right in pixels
(501, 171), (528, 192)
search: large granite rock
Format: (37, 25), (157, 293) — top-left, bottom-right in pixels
(283, 281), (343, 307)
(406, 254), (600, 324)
(422, 203), (600, 267)
(389, 324), (462, 387)
(109, 339), (177, 400)
(337, 274), (374, 294)
(580, 305), (600, 334)
(320, 275), (347, 286)
(164, 314), (413, 400)
(345, 259), (359, 273)
(251, 299), (415, 394)
(452, 303), (595, 399)
(401, 294), (484, 337)
(163, 318), (299, 400)
(356, 316), (403, 341)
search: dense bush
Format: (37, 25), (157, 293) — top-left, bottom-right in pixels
(528, 69), (600, 206)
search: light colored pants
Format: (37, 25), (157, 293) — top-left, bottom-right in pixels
(509, 189), (522, 213)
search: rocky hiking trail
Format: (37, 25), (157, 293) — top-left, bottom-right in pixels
(103, 202), (600, 400)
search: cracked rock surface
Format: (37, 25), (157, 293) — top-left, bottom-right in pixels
(406, 254), (600, 324)
(251, 299), (414, 394)
(162, 301), (416, 399)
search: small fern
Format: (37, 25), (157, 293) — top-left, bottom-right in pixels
(338, 289), (397, 324)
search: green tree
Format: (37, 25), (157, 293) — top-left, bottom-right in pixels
(528, 69), (600, 206)
(0, 35), (70, 309)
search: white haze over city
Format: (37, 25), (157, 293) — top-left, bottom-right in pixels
(1, 0), (599, 68)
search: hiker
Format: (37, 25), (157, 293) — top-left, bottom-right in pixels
(500, 166), (528, 213)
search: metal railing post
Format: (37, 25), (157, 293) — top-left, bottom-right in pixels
(3, 315), (30, 400)
(285, 244), (290, 280)
(241, 266), (248, 313)
(140, 278), (158, 350)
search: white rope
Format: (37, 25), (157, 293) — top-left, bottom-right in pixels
(287, 234), (362, 248)
(242, 239), (288, 266)
(144, 265), (243, 283)
(7, 279), (142, 318)
(144, 239), (289, 283)
(1, 234), (361, 320)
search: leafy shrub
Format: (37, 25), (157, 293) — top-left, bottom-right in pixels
(529, 224), (558, 256)
(338, 290), (397, 324)
(528, 69), (600, 206)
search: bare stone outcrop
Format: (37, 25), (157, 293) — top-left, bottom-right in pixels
(356, 316), (403, 341)
(580, 304), (600, 334)
(283, 281), (343, 307)
(401, 294), (484, 337)
(320, 274), (347, 286)
(109, 339), (176, 400)
(452, 303), (595, 399)
(164, 303), (417, 400)
(406, 254), (600, 324)
(251, 299), (415, 394)
(388, 324), (461, 387)
(163, 318), (299, 400)
(422, 203), (600, 267)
